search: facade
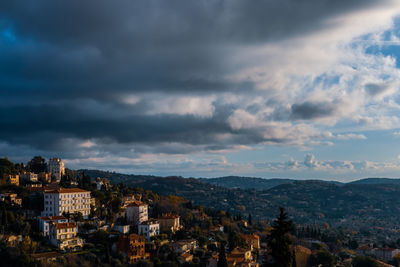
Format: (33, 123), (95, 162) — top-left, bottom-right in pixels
(126, 201), (148, 225)
(49, 222), (83, 250)
(42, 187), (91, 219)
(20, 172), (38, 183)
(114, 224), (130, 234)
(243, 234), (260, 250)
(0, 193), (22, 206)
(122, 194), (137, 207)
(374, 248), (400, 262)
(95, 177), (111, 190)
(227, 247), (255, 267)
(117, 234), (146, 264)
(48, 158), (65, 181)
(7, 174), (19, 186)
(39, 216), (68, 236)
(138, 220), (160, 241)
(172, 239), (198, 254)
(158, 213), (181, 233)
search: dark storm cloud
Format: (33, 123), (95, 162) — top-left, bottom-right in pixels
(290, 101), (338, 120)
(0, 0), (391, 155)
(365, 83), (390, 96)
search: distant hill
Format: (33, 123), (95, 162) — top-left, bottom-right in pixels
(199, 176), (343, 190)
(78, 169), (159, 184)
(349, 177), (400, 185)
(199, 176), (295, 190)
(77, 169), (400, 229)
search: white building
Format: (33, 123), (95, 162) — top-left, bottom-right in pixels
(374, 248), (400, 262)
(49, 222), (83, 250)
(42, 187), (91, 219)
(48, 158), (65, 181)
(39, 216), (68, 236)
(126, 201), (148, 225)
(138, 220), (160, 241)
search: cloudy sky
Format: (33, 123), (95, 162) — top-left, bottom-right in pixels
(2, 0), (400, 181)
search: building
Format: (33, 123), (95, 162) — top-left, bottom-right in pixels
(374, 248), (400, 262)
(113, 224), (130, 234)
(227, 247), (257, 267)
(49, 222), (83, 250)
(95, 177), (111, 190)
(122, 194), (137, 207)
(158, 213), (182, 233)
(42, 187), (91, 219)
(138, 220), (160, 241)
(39, 216), (68, 236)
(242, 234), (260, 250)
(178, 253), (194, 264)
(126, 201), (148, 225)
(0, 193), (22, 206)
(117, 234), (146, 264)
(172, 239), (198, 254)
(48, 158), (65, 181)
(20, 172), (38, 183)
(7, 174), (19, 186)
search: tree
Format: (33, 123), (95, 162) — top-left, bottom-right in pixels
(266, 207), (295, 267)
(349, 239), (359, 250)
(393, 253), (400, 267)
(0, 158), (16, 179)
(27, 156), (46, 173)
(1, 206), (7, 227)
(217, 243), (228, 267)
(352, 255), (379, 267)
(248, 213), (252, 225)
(310, 250), (335, 267)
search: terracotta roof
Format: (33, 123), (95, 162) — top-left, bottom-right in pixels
(55, 222), (76, 229)
(140, 219), (159, 225)
(45, 187), (90, 194)
(40, 216), (67, 221)
(243, 234), (260, 240)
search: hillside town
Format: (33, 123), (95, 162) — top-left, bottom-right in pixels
(1, 156), (400, 267)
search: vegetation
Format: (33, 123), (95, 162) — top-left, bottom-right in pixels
(266, 207), (295, 267)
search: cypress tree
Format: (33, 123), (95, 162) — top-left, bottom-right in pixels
(218, 244), (228, 267)
(267, 207), (295, 267)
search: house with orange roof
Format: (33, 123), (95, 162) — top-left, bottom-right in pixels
(117, 234), (146, 264)
(39, 215), (68, 236)
(242, 234), (260, 250)
(49, 221), (83, 250)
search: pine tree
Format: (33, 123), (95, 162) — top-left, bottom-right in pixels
(218, 243), (228, 267)
(267, 207), (295, 267)
(2, 206), (7, 226)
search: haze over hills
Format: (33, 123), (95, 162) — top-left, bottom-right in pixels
(81, 169), (400, 190)
(81, 169), (400, 230)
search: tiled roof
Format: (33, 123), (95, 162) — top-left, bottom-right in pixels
(40, 216), (67, 221)
(45, 187), (89, 194)
(55, 222), (76, 229)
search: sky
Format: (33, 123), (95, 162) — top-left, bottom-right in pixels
(2, 1), (400, 181)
